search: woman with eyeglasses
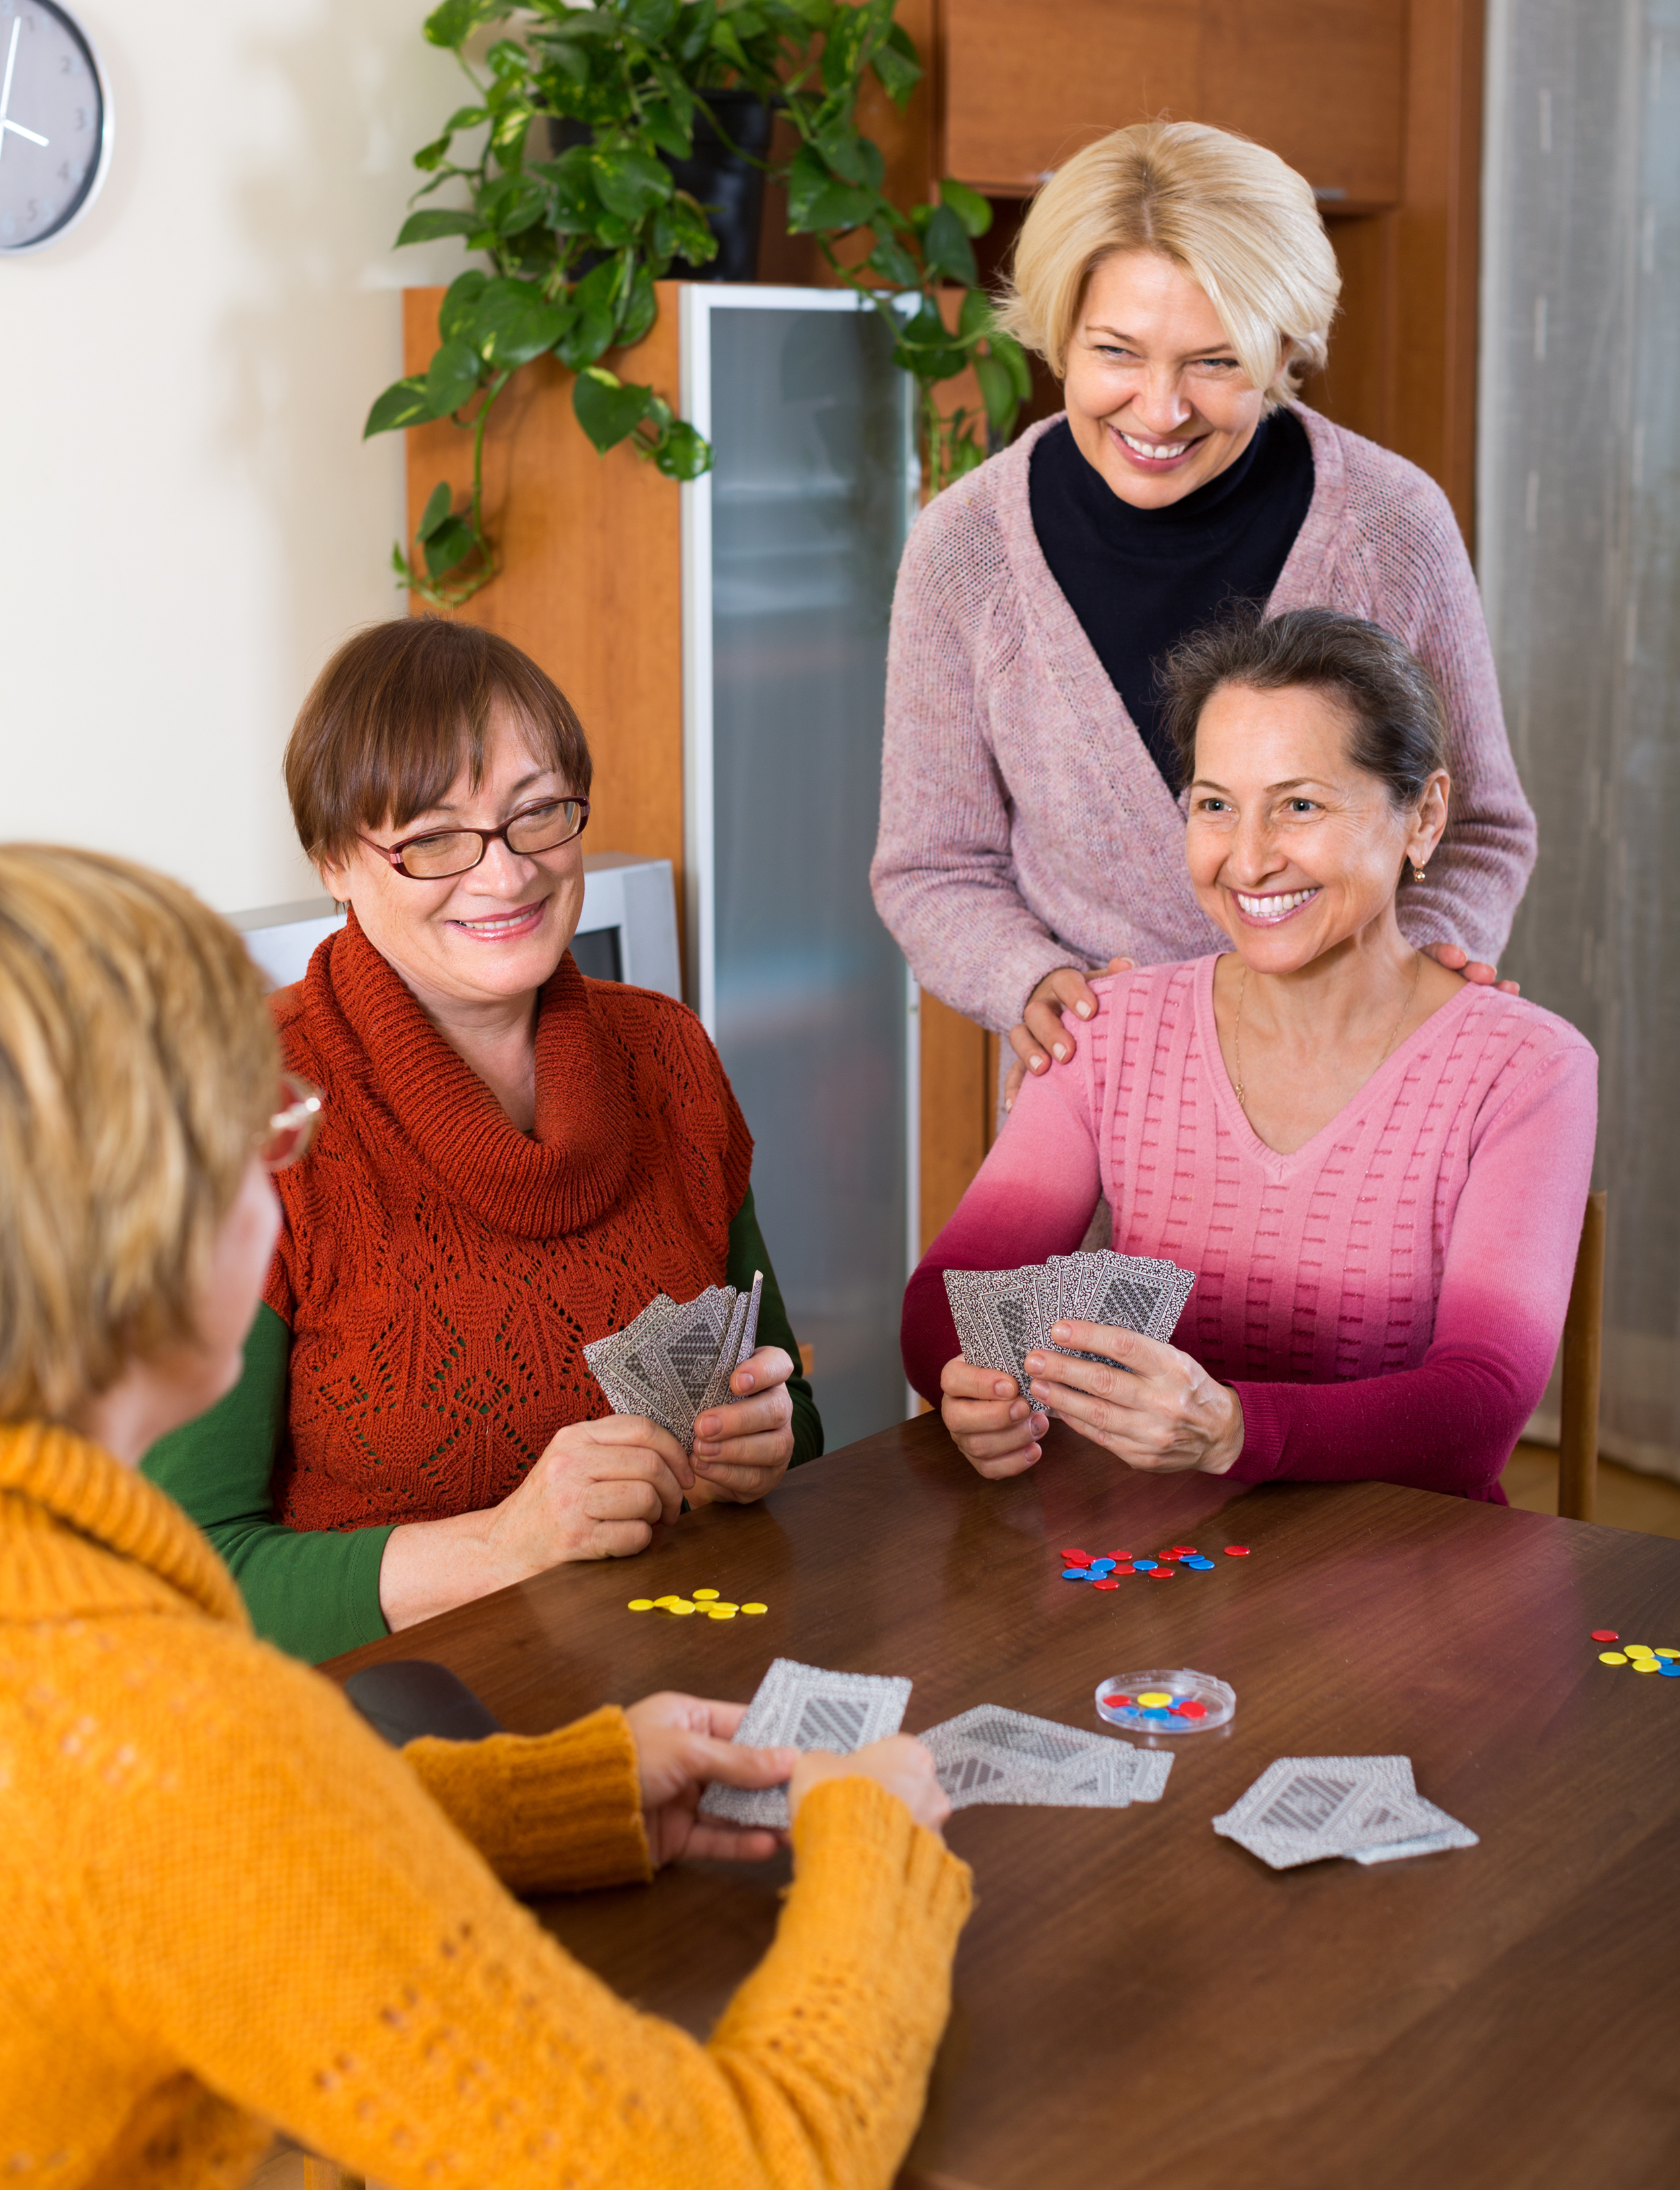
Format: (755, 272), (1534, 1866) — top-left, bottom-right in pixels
(0, 842), (963, 2185)
(144, 618), (818, 1662)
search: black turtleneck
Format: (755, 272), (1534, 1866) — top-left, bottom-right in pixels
(1027, 409), (1316, 785)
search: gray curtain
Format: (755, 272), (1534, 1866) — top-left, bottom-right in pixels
(1479, 0), (1680, 1476)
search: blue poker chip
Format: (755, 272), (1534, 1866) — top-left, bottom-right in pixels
(1062, 1566), (1091, 1581)
(1182, 1556), (1216, 1570)
(1088, 1558), (1116, 1573)
(1132, 1558), (1157, 1571)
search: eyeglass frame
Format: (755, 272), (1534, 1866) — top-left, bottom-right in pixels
(265, 1074), (323, 1171)
(358, 796), (591, 881)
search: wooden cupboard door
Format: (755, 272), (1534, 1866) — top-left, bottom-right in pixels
(940, 0), (1404, 209)
(941, 0), (1202, 194)
(1200, 0), (1406, 207)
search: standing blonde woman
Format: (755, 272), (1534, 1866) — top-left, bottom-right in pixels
(0, 846), (964, 2187)
(872, 122), (1534, 1095)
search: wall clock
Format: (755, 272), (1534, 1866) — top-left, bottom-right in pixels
(0, 1), (112, 253)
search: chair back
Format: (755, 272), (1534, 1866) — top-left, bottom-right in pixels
(1557, 1190), (1607, 1520)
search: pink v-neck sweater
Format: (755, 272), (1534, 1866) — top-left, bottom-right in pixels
(903, 960), (1597, 1499)
(872, 408), (1537, 1031)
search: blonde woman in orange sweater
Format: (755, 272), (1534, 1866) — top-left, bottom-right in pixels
(0, 845), (968, 2189)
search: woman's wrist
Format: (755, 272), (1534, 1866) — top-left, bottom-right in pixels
(379, 1508), (502, 1631)
(1201, 1385), (1246, 1475)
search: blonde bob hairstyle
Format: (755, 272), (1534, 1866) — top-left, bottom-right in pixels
(0, 846), (278, 1421)
(995, 120), (1341, 409)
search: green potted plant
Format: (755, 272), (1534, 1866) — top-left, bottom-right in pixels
(369, 0), (1031, 608)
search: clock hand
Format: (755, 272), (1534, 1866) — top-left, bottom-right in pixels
(0, 21), (49, 157)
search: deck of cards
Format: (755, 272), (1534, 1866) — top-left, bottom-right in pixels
(1213, 1756), (1478, 1869)
(584, 1273), (763, 1452)
(944, 1250), (1195, 1404)
(701, 1658), (914, 1829)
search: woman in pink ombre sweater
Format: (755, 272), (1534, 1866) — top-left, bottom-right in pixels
(872, 124), (1535, 1095)
(905, 610), (1595, 1501)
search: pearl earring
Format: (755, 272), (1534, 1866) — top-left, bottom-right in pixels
(1412, 862), (1427, 884)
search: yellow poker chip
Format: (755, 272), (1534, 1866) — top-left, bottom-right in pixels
(692, 1589), (720, 1601)
(742, 1603), (768, 1615)
(711, 1602), (740, 1613)
(653, 1595), (680, 1609)
(708, 1607), (737, 1619)
(627, 1599), (655, 1612)
(1632, 1658), (1660, 1673)
(1656, 1648), (1679, 1660)
(1599, 1651), (1629, 1665)
(669, 1600), (698, 1615)
(1136, 1689), (1172, 1707)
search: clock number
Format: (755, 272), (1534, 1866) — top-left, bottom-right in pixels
(74, 106), (88, 130)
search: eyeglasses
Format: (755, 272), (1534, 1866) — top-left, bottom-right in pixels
(360, 796), (591, 881)
(263, 1074), (323, 1171)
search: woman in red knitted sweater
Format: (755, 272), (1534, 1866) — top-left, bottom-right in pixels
(146, 620), (820, 1661)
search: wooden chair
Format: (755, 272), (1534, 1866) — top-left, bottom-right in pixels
(1557, 1190), (1608, 1521)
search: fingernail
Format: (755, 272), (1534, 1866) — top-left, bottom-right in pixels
(1029, 1054), (1045, 1071)
(1076, 1001), (1093, 1017)
(1051, 1322), (1069, 1339)
(1003, 1097), (1013, 1111)
(737, 1373), (755, 1390)
(1052, 1043), (1068, 1060)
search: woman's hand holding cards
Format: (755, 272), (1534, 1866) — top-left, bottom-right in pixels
(687, 1345), (796, 1506)
(1023, 1322), (1245, 1476)
(939, 1357), (1051, 1477)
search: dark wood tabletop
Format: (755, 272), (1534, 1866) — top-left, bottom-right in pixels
(327, 1412), (1680, 2190)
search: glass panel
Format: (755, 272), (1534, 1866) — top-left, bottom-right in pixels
(1480, 0), (1680, 1472)
(708, 302), (912, 1448)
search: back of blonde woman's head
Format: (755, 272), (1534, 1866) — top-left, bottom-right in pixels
(0, 847), (277, 1421)
(996, 120), (1341, 405)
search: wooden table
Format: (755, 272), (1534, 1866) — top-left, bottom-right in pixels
(329, 1413), (1680, 2190)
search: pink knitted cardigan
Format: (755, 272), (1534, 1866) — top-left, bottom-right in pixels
(902, 960), (1598, 1500)
(872, 409), (1538, 1032)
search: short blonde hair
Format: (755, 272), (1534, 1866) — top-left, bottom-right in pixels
(0, 847), (278, 1421)
(995, 120), (1341, 407)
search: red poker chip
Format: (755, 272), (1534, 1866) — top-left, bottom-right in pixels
(1167, 1546), (1196, 1557)
(1589, 1629), (1620, 1642)
(1103, 1694), (1133, 1708)
(1175, 1699), (1208, 1719)
(1148, 1568), (1175, 1580)
(1061, 1548), (1093, 1562)
(1110, 1551), (1134, 1561)
(1092, 1578), (1120, 1591)
(1110, 1562), (1136, 1574)
(1224, 1546), (1251, 1556)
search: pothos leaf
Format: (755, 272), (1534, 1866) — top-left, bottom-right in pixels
(974, 352), (1019, 435)
(921, 202), (978, 286)
(394, 207), (480, 247)
(424, 338), (485, 416)
(416, 482), (456, 542)
(364, 376), (439, 439)
(437, 269), (490, 342)
(939, 177), (993, 239)
(423, 513), (479, 578)
(573, 366), (656, 453)
(423, 0), (513, 52)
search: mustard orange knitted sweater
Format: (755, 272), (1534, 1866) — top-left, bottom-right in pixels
(0, 1423), (972, 2188)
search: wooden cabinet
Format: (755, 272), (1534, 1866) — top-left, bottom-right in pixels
(941, 0), (1406, 209)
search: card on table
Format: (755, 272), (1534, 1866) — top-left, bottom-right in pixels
(919, 1704), (1173, 1811)
(1213, 1756), (1476, 1869)
(943, 1249), (1196, 1403)
(700, 1657), (914, 1830)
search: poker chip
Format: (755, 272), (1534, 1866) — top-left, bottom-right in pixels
(1224, 1546), (1251, 1557)
(1095, 1667), (1235, 1734)
(1092, 1578), (1120, 1591)
(1148, 1566), (1175, 1580)
(1590, 1630), (1620, 1642)
(692, 1589), (720, 1601)
(742, 1603), (768, 1615)
(627, 1599), (655, 1611)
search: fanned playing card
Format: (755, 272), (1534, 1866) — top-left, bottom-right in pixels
(584, 1271), (765, 1451)
(919, 1705), (1173, 1811)
(944, 1250), (1195, 1403)
(700, 1656), (914, 1830)
(1212, 1756), (1470, 1869)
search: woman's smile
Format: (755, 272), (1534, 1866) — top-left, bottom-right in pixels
(1111, 422), (1208, 472)
(1228, 885), (1322, 925)
(446, 898), (549, 942)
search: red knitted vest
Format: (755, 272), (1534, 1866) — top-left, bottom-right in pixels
(265, 913), (753, 1531)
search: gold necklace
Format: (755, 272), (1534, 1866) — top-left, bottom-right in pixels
(1232, 952), (1423, 1113)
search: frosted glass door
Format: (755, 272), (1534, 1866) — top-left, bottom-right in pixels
(683, 291), (915, 1450)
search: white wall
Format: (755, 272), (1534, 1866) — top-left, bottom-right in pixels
(0, 1), (476, 913)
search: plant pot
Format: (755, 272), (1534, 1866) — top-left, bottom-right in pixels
(548, 89), (773, 283)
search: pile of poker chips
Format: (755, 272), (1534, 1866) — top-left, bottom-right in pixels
(1058, 1543), (1249, 1587)
(628, 1588), (768, 1621)
(1591, 1630), (1680, 1677)
(1103, 1685), (1208, 1724)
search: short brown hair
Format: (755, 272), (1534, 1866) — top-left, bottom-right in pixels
(1160, 607), (1448, 807)
(284, 619), (593, 864)
(995, 120), (1340, 407)
(0, 847), (278, 1420)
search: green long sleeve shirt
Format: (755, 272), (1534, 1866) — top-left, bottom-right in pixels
(142, 1187), (821, 1663)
